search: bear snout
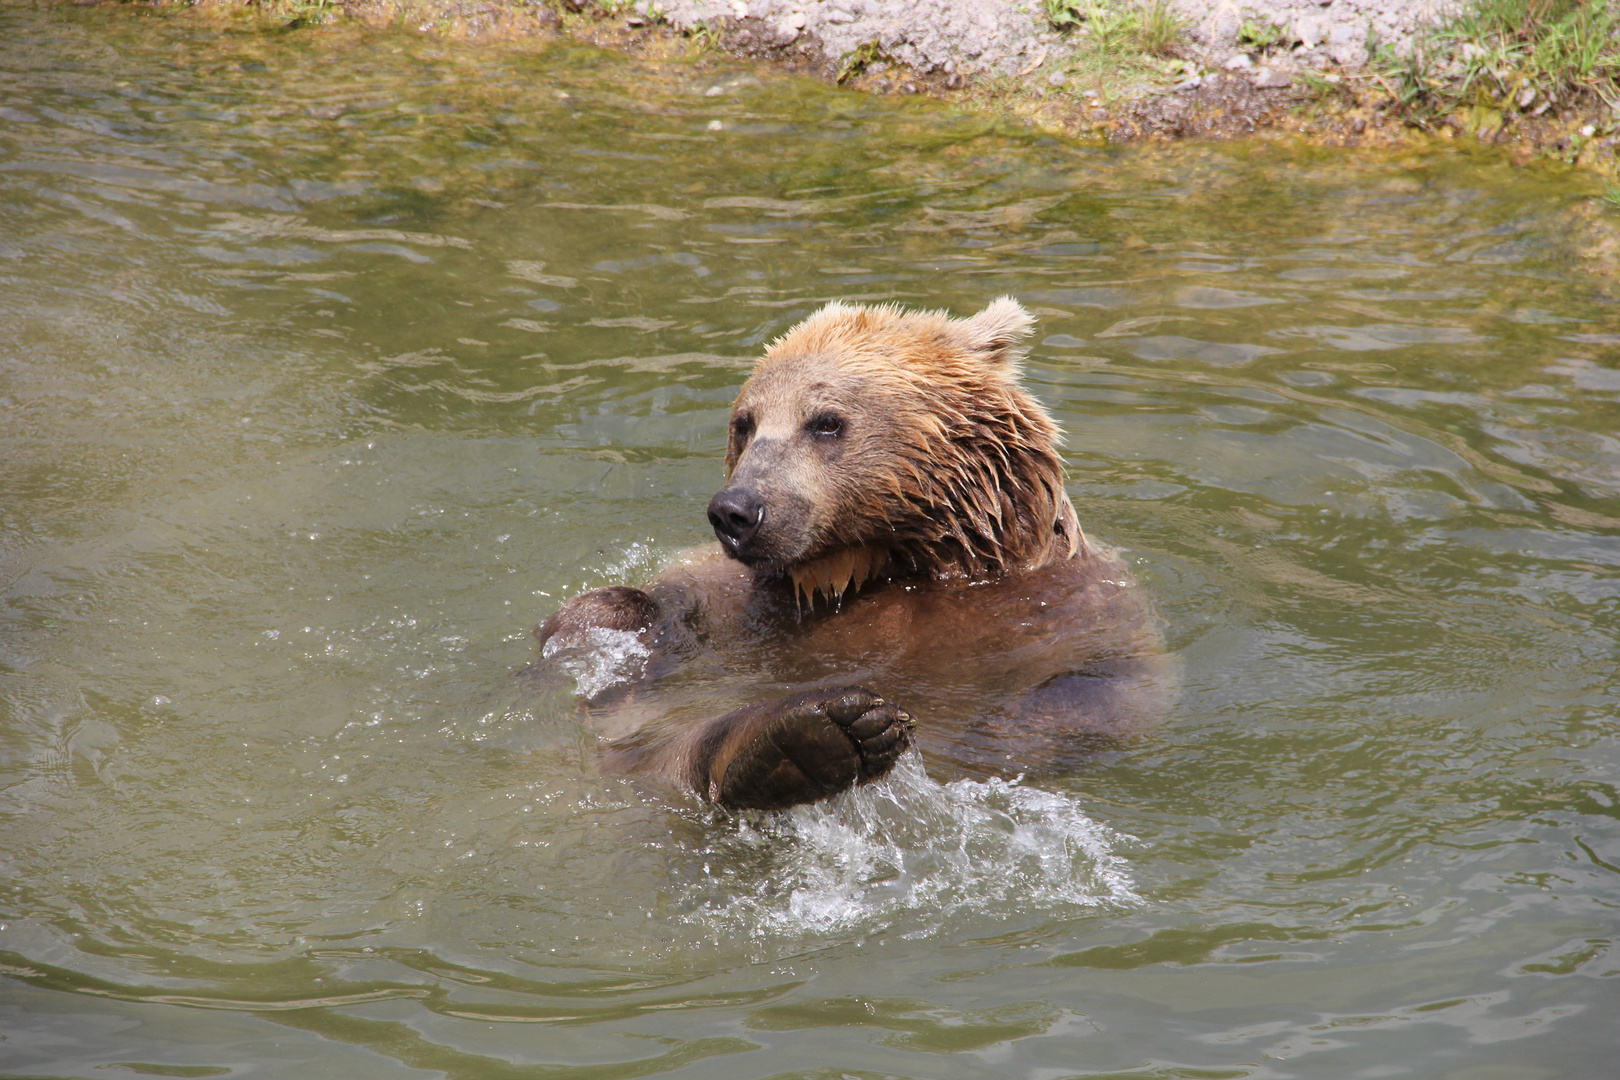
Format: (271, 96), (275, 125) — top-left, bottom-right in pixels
(708, 486), (765, 555)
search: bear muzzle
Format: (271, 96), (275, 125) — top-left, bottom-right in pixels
(707, 480), (818, 569)
(707, 486), (766, 557)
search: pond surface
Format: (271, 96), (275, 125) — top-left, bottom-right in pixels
(3, 5), (1618, 1078)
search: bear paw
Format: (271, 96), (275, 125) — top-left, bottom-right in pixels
(713, 687), (913, 811)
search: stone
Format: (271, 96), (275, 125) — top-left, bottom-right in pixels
(1201, 0), (1244, 52)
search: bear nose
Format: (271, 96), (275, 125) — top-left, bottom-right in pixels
(707, 487), (764, 553)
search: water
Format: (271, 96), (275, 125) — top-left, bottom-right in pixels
(2, 5), (1617, 1077)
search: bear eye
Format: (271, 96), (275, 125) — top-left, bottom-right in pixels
(731, 413), (754, 442)
(807, 412), (845, 438)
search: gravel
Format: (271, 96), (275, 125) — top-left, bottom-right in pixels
(647, 0), (1458, 78)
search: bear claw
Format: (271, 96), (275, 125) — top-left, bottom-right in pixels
(713, 686), (913, 811)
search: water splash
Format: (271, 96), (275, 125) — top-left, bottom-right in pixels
(682, 755), (1140, 939)
(541, 627), (651, 699)
(599, 541), (666, 585)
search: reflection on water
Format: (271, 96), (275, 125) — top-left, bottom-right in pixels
(1, 3), (1618, 1078)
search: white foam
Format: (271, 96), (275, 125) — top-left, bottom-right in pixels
(541, 626), (651, 699)
(682, 755), (1140, 939)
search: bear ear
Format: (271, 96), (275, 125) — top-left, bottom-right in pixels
(958, 296), (1034, 364)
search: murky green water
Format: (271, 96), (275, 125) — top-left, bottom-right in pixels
(3, 5), (1618, 1077)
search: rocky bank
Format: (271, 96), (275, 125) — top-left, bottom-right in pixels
(187, 0), (1620, 169)
(652, 0), (1451, 77)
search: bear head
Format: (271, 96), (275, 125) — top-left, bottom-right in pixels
(707, 297), (1085, 605)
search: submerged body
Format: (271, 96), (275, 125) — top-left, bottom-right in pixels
(536, 298), (1168, 809)
(615, 544), (1162, 771)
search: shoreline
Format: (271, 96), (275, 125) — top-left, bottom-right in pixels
(73, 0), (1620, 178)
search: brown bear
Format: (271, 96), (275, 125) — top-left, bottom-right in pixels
(536, 297), (1166, 810)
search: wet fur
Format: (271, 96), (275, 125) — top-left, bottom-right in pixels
(727, 298), (1082, 584)
(535, 298), (1167, 807)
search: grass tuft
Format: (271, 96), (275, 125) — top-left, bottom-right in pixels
(1375, 0), (1620, 122)
(1045, 0), (1187, 58)
(1237, 17), (1288, 54)
(838, 40), (889, 83)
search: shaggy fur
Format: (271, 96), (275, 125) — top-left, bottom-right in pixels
(733, 297), (1084, 596)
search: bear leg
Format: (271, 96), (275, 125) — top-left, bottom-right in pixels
(690, 687), (913, 811)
